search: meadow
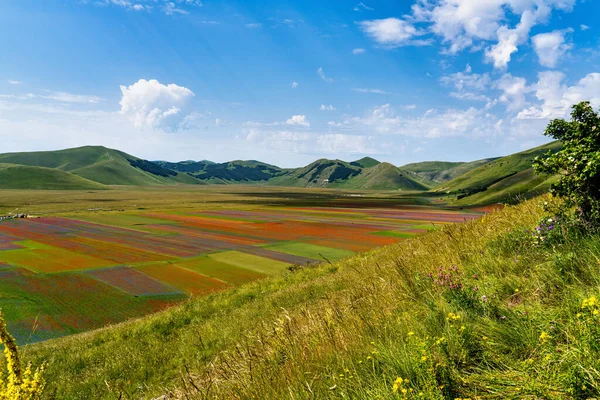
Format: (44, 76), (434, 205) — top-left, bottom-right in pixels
(0, 186), (482, 343)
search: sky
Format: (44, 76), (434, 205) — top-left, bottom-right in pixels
(0, 0), (599, 167)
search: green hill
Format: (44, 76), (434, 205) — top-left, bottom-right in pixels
(350, 156), (381, 168)
(0, 163), (106, 190)
(401, 159), (498, 186)
(24, 197), (600, 398)
(0, 146), (202, 187)
(336, 162), (430, 190)
(438, 141), (561, 204)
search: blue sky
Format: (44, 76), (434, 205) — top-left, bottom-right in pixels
(1, 0), (599, 167)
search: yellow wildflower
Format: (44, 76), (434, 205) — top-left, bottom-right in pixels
(582, 296), (598, 309)
(539, 331), (551, 344)
(392, 377), (404, 393)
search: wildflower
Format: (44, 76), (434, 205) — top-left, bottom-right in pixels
(500, 315), (507, 320)
(515, 288), (520, 293)
(582, 296), (598, 309)
(481, 295), (488, 302)
(473, 274), (478, 280)
(392, 377), (404, 393)
(421, 355), (428, 362)
(473, 286), (478, 291)
(447, 312), (461, 322)
(539, 331), (551, 344)
(408, 331), (415, 336)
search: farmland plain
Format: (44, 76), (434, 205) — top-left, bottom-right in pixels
(0, 186), (485, 343)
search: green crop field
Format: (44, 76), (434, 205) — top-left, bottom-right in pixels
(0, 186), (483, 344)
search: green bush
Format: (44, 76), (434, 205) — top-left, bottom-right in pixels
(534, 101), (600, 229)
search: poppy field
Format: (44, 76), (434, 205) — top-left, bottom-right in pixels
(0, 189), (484, 343)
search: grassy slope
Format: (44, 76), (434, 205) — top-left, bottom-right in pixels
(0, 146), (200, 186)
(351, 157), (381, 168)
(439, 141), (561, 204)
(0, 163), (106, 190)
(401, 159), (498, 186)
(25, 195), (600, 399)
(270, 160), (428, 191)
(334, 162), (430, 191)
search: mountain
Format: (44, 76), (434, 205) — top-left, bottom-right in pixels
(0, 142), (562, 197)
(266, 159), (428, 190)
(0, 146), (202, 187)
(401, 159), (497, 186)
(438, 141), (561, 204)
(350, 156), (381, 168)
(0, 163), (107, 190)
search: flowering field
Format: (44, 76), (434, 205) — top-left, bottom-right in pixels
(0, 200), (482, 343)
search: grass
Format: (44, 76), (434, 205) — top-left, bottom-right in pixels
(17, 193), (600, 399)
(438, 141), (561, 204)
(262, 241), (354, 261)
(0, 163), (106, 190)
(208, 250), (290, 274)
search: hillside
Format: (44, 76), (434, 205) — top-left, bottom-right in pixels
(438, 141), (561, 204)
(24, 196), (600, 398)
(0, 163), (106, 190)
(268, 159), (428, 190)
(0, 146), (202, 187)
(335, 162), (430, 190)
(401, 158), (498, 186)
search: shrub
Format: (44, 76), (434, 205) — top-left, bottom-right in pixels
(0, 311), (45, 399)
(533, 101), (600, 230)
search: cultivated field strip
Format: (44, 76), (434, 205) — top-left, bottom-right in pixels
(0, 205), (481, 343)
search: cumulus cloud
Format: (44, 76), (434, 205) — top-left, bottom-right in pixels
(291, 81), (299, 88)
(517, 71), (600, 119)
(119, 79), (194, 129)
(532, 29), (573, 68)
(440, 65), (491, 101)
(320, 104), (336, 111)
(358, 18), (426, 47)
(286, 115), (310, 126)
(495, 74), (531, 111)
(360, 0), (577, 69)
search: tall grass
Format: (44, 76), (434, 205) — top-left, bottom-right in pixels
(26, 195), (600, 398)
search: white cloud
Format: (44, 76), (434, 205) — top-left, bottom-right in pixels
(406, 0), (576, 68)
(0, 90), (103, 104)
(352, 48), (366, 55)
(91, 0), (202, 14)
(353, 88), (391, 95)
(334, 103), (501, 139)
(495, 73), (531, 110)
(40, 91), (104, 104)
(320, 104), (336, 111)
(317, 134), (376, 154)
(580, 24), (590, 31)
(441, 65), (491, 101)
(119, 78), (194, 129)
(285, 115), (310, 126)
(215, 118), (221, 126)
(532, 29), (573, 68)
(517, 71), (600, 119)
(7, 80), (22, 85)
(317, 67), (333, 83)
(404, 104), (417, 110)
(353, 2), (374, 11)
(245, 23), (262, 28)
(358, 18), (424, 47)
(291, 81), (299, 88)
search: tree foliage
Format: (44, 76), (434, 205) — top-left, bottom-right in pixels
(533, 101), (600, 228)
